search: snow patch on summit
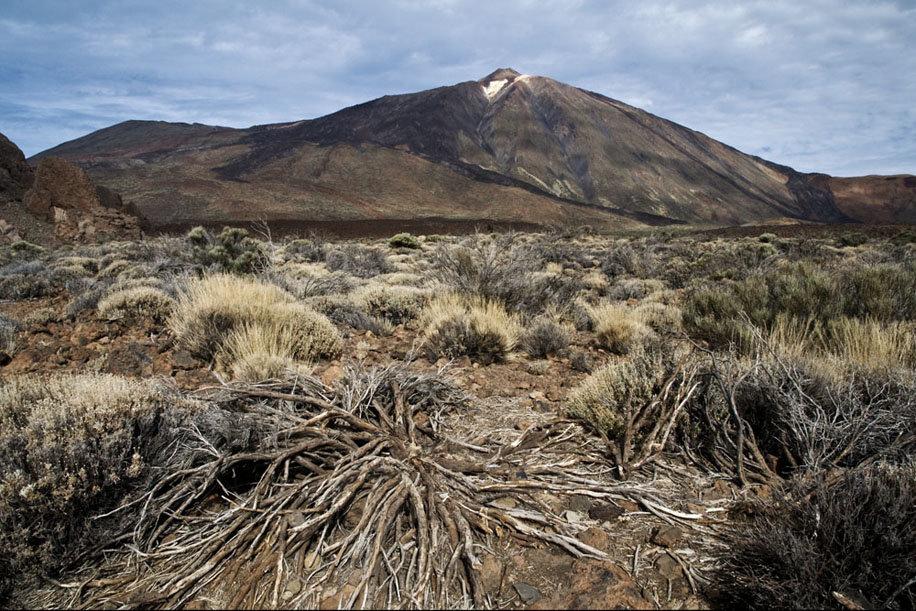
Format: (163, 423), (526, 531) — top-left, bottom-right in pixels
(483, 79), (508, 99)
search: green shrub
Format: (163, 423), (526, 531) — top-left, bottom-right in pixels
(282, 235), (326, 262)
(186, 226), (267, 274)
(388, 232), (421, 249)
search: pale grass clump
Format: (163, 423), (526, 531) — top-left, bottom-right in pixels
(97, 286), (176, 322)
(765, 314), (916, 377)
(634, 301), (683, 334)
(588, 303), (652, 354)
(222, 323), (313, 382)
(169, 273), (341, 364)
(421, 294), (521, 364)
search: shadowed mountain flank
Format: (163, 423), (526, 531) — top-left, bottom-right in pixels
(33, 70), (913, 229)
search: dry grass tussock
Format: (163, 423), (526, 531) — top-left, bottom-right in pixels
(169, 274), (342, 375)
(766, 313), (916, 375)
(588, 303), (653, 354)
(420, 293), (521, 363)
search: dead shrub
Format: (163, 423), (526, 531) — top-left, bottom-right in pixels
(716, 462), (916, 610)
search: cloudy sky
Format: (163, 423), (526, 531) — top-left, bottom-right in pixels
(1, 0), (913, 176)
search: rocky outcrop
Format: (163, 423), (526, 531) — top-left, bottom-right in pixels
(0, 133), (144, 244)
(0, 132), (35, 200)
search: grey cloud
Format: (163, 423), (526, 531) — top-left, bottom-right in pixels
(0, 0), (913, 175)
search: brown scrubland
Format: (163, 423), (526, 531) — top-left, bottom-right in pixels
(1, 224), (914, 609)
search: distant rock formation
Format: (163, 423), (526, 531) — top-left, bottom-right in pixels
(0, 132), (144, 244)
(0, 132), (35, 200)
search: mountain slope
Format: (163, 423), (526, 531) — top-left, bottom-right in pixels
(35, 68), (913, 229)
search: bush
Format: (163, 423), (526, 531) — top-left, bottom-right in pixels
(835, 231), (868, 248)
(186, 226), (267, 274)
(566, 347), (668, 438)
(169, 274), (342, 365)
(355, 285), (429, 326)
(0, 274), (52, 300)
(717, 462), (916, 610)
(421, 294), (521, 364)
(97, 286), (176, 323)
(388, 232), (421, 249)
(684, 261), (916, 350)
(326, 243), (393, 278)
(0, 375), (194, 597)
(520, 315), (573, 358)
(0, 314), (21, 354)
(306, 295), (392, 335)
(282, 235), (326, 262)
(265, 266), (355, 299)
(431, 234), (582, 315)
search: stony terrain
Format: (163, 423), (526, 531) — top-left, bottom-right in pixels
(1, 223), (914, 609)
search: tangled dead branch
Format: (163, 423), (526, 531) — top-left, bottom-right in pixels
(41, 362), (655, 609)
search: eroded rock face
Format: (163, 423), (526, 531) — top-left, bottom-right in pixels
(22, 156), (143, 243)
(25, 156), (102, 220)
(0, 132), (35, 200)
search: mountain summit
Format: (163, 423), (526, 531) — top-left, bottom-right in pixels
(35, 70), (915, 230)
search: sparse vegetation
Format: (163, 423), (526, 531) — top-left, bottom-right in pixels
(3, 226), (916, 609)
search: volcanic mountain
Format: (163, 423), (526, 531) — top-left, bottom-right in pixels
(34, 68), (915, 230)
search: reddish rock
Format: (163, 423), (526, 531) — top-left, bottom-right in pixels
(531, 559), (652, 610)
(18, 156), (143, 243)
(0, 131), (34, 199)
